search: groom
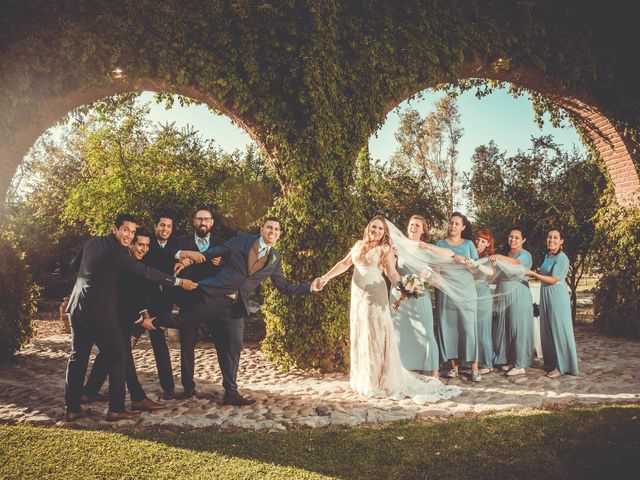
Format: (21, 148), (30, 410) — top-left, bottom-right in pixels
(176, 216), (322, 405)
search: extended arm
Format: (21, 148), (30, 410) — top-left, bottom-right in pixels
(490, 254), (521, 265)
(270, 259), (314, 295)
(526, 270), (559, 285)
(383, 249), (400, 287)
(320, 251), (353, 286)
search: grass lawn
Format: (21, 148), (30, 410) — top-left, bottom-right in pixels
(1, 404), (639, 479)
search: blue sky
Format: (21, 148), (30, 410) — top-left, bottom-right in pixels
(143, 87), (586, 174)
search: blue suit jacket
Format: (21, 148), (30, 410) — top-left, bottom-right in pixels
(196, 232), (311, 317)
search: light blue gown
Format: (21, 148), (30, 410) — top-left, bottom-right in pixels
(390, 258), (439, 371)
(494, 249), (534, 368)
(434, 239), (479, 363)
(539, 252), (579, 375)
(475, 266), (494, 369)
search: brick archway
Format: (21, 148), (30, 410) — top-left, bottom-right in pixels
(0, 77), (272, 208)
(383, 63), (640, 207)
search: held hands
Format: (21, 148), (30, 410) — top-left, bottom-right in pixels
(311, 277), (324, 292)
(181, 251), (206, 263)
(452, 254), (471, 265)
(179, 278), (198, 290)
(174, 258), (193, 274)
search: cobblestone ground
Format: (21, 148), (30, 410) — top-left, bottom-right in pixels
(1, 325), (638, 429)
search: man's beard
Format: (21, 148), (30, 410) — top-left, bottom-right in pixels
(196, 226), (210, 238)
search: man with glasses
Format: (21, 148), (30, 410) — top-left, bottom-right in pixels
(172, 208), (224, 398)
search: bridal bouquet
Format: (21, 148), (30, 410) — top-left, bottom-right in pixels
(392, 272), (430, 310)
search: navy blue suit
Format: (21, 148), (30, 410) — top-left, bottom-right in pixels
(65, 233), (176, 413)
(171, 232), (225, 391)
(184, 232), (312, 393)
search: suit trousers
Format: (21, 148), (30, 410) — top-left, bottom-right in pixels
(83, 323), (146, 403)
(65, 318), (127, 412)
(130, 311), (175, 394)
(189, 297), (245, 393)
(178, 309), (201, 392)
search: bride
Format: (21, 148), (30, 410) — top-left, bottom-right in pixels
(319, 215), (461, 404)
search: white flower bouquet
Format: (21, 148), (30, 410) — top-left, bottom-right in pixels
(392, 272), (429, 310)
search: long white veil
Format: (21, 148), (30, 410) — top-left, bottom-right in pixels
(385, 219), (526, 312)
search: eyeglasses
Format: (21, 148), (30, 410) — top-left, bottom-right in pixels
(194, 217), (213, 223)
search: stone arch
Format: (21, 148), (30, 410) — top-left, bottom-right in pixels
(1, 77), (281, 207)
(380, 62), (640, 207)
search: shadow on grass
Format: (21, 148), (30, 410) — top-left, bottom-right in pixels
(114, 405), (640, 479)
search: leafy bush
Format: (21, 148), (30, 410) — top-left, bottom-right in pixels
(0, 235), (39, 361)
(593, 203), (640, 338)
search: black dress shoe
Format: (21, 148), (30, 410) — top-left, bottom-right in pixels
(223, 391), (256, 406)
(174, 388), (197, 400)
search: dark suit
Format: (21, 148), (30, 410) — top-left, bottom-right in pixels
(188, 232), (312, 393)
(83, 268), (154, 402)
(173, 233), (224, 391)
(65, 233), (176, 413)
(139, 236), (180, 394)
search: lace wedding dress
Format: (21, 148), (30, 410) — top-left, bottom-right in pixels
(349, 241), (461, 404)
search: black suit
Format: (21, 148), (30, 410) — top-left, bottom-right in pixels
(173, 233), (224, 391)
(83, 268), (153, 402)
(139, 236), (180, 394)
(65, 233), (176, 413)
(189, 232), (312, 394)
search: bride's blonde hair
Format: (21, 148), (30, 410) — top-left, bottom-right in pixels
(358, 215), (392, 266)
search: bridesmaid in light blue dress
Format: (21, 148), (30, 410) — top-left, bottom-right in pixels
(526, 229), (579, 377)
(491, 228), (534, 376)
(390, 215), (454, 377)
(474, 228), (496, 374)
(435, 212), (481, 382)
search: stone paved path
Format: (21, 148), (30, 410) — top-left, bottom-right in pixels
(1, 325), (638, 429)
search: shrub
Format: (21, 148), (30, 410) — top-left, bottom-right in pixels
(0, 235), (39, 362)
(593, 203), (640, 338)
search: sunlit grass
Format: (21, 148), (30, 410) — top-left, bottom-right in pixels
(1, 404), (638, 479)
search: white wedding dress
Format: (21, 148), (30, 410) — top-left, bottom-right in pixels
(349, 241), (461, 404)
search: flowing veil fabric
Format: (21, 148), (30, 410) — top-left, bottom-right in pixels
(385, 220), (526, 313)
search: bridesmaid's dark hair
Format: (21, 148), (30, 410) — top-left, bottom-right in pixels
(546, 227), (565, 252)
(451, 212), (474, 240)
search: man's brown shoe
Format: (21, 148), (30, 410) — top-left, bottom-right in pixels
(131, 398), (165, 411)
(105, 410), (142, 422)
(160, 389), (176, 400)
(223, 391), (256, 406)
(64, 409), (91, 422)
(174, 388), (197, 400)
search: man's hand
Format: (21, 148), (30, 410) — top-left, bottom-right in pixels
(141, 316), (156, 331)
(181, 251), (206, 264)
(174, 258), (193, 274)
(179, 278), (198, 290)
(211, 256), (223, 266)
(311, 277), (324, 292)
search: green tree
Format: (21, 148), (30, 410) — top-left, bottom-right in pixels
(465, 136), (605, 321)
(391, 96), (463, 215)
(6, 94), (279, 295)
(355, 148), (446, 230)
